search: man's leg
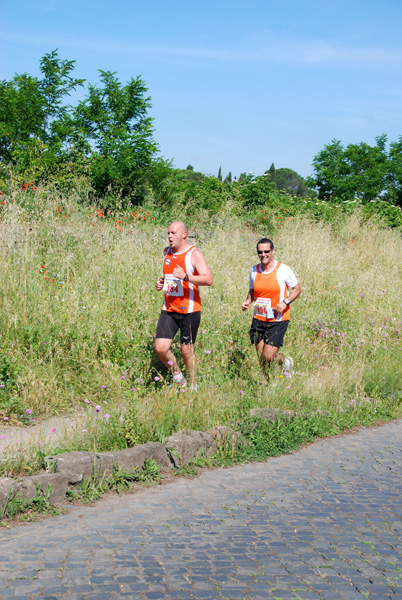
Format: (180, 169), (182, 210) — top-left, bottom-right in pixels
(263, 343), (280, 363)
(180, 343), (197, 386)
(155, 312), (184, 382)
(179, 312), (201, 388)
(154, 338), (179, 372)
(266, 321), (293, 376)
(259, 321), (290, 380)
(255, 340), (279, 382)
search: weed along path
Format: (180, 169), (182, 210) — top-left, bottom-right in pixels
(1, 420), (402, 599)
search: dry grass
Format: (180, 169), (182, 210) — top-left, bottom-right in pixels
(0, 187), (401, 462)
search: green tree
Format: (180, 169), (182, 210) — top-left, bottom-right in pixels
(268, 167), (311, 196)
(238, 172), (254, 184)
(72, 70), (159, 199)
(217, 166), (222, 181)
(0, 50), (163, 201)
(38, 50), (85, 153)
(343, 137), (388, 201)
(308, 136), (390, 202)
(387, 137), (402, 205)
(307, 139), (348, 199)
(173, 167), (205, 184)
(0, 74), (43, 166)
(224, 171), (232, 184)
(0, 50), (84, 175)
(239, 172), (276, 207)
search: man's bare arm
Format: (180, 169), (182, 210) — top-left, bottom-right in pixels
(172, 248), (213, 286)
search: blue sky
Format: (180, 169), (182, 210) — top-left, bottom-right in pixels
(1, 0), (402, 179)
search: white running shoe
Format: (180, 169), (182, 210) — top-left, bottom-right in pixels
(283, 356), (294, 377)
(172, 372), (186, 387)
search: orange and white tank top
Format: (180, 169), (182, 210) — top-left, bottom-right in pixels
(162, 246), (201, 314)
(249, 261), (298, 322)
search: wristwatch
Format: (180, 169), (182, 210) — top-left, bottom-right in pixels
(183, 274), (189, 282)
(284, 298), (290, 306)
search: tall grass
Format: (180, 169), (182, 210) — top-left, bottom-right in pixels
(0, 183), (401, 470)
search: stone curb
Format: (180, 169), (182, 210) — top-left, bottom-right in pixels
(0, 424), (240, 510)
(0, 404), (368, 511)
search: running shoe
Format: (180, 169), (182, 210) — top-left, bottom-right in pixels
(283, 356), (294, 377)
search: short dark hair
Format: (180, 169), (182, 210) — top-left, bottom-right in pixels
(256, 238), (274, 251)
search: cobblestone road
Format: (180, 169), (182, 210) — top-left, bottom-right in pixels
(1, 420), (402, 600)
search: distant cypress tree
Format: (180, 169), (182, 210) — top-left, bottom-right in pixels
(217, 166), (222, 181)
(224, 171), (232, 184)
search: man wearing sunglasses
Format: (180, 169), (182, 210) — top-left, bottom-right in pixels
(242, 238), (301, 380)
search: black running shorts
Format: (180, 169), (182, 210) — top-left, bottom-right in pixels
(249, 318), (289, 347)
(155, 311), (201, 345)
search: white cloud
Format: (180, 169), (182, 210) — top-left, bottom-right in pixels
(2, 30), (402, 69)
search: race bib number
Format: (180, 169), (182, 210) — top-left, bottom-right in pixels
(254, 298), (274, 319)
(163, 275), (183, 296)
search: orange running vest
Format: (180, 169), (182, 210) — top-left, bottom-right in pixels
(162, 246), (201, 314)
(252, 261), (290, 322)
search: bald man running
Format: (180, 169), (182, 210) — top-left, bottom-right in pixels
(154, 221), (213, 390)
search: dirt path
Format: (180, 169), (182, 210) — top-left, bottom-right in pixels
(0, 414), (85, 457)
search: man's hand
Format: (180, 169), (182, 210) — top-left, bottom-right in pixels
(242, 290), (253, 311)
(274, 284), (301, 312)
(172, 266), (186, 280)
(155, 277), (164, 291)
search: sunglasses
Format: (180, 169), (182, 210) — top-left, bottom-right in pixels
(257, 249), (272, 255)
